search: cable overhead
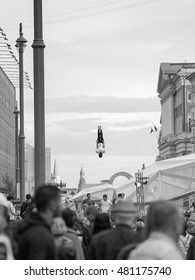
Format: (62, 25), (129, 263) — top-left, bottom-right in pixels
(4, 0), (161, 30)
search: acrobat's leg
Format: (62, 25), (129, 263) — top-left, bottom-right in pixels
(97, 127), (104, 144)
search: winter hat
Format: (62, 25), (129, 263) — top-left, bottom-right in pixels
(0, 193), (8, 208)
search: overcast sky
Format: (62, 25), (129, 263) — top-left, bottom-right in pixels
(1, 0), (195, 187)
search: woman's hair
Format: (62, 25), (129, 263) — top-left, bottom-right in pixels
(61, 208), (76, 228)
(93, 213), (112, 235)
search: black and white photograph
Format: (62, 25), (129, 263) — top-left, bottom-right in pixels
(0, 0), (195, 278)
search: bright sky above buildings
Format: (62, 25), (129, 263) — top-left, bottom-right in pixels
(1, 0), (195, 187)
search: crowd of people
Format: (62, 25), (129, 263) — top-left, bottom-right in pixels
(0, 185), (195, 260)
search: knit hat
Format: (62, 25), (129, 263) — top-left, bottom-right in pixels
(0, 193), (8, 208)
(111, 199), (136, 214)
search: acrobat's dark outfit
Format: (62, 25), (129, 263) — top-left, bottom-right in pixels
(97, 127), (104, 144)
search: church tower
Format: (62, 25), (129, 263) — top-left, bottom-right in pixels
(51, 158), (60, 185)
(78, 167), (86, 192)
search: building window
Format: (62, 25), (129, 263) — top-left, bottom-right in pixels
(186, 86), (192, 102)
(189, 117), (192, 133)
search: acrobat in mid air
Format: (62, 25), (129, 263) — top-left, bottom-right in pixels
(96, 126), (106, 158)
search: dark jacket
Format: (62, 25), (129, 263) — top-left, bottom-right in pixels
(88, 224), (138, 260)
(16, 212), (55, 260)
(82, 221), (94, 259)
(186, 235), (195, 260)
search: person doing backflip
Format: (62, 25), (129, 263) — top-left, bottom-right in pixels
(96, 126), (105, 158)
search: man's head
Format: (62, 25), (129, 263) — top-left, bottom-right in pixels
(111, 199), (136, 227)
(117, 193), (123, 199)
(99, 152), (103, 158)
(146, 201), (183, 242)
(26, 194), (31, 200)
(85, 206), (99, 223)
(87, 193), (91, 200)
(82, 203), (88, 213)
(0, 194), (8, 233)
(7, 195), (13, 201)
(187, 221), (195, 236)
(51, 216), (67, 237)
(103, 194), (107, 201)
(35, 185), (61, 218)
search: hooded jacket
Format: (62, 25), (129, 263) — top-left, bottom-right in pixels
(16, 212), (55, 260)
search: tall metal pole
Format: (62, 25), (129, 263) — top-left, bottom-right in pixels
(32, 0), (46, 188)
(135, 170), (148, 218)
(16, 23), (27, 203)
(13, 103), (20, 193)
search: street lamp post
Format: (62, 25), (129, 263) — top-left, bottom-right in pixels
(13, 102), (20, 195)
(135, 170), (148, 218)
(32, 0), (46, 188)
(16, 23), (27, 203)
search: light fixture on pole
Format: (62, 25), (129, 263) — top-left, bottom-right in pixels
(15, 23), (27, 203)
(135, 170), (148, 218)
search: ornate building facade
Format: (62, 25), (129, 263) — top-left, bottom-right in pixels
(157, 63), (195, 160)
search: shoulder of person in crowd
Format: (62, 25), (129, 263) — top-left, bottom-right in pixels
(56, 236), (76, 260)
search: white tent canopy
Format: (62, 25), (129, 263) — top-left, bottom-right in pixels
(118, 153), (195, 202)
(72, 154), (195, 203)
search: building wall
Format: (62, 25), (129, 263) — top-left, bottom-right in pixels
(24, 144), (51, 196)
(0, 68), (16, 194)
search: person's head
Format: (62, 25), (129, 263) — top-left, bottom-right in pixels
(135, 221), (145, 232)
(93, 213), (112, 235)
(0, 194), (9, 233)
(7, 195), (13, 201)
(111, 199), (136, 227)
(145, 201), (183, 242)
(99, 152), (103, 158)
(51, 216), (67, 237)
(85, 206), (99, 223)
(117, 193), (123, 199)
(136, 217), (144, 223)
(35, 184), (61, 218)
(87, 193), (91, 200)
(26, 194), (31, 200)
(186, 221), (195, 236)
(184, 210), (191, 219)
(82, 203), (88, 213)
(192, 201), (195, 209)
(61, 208), (76, 228)
(103, 194), (107, 201)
